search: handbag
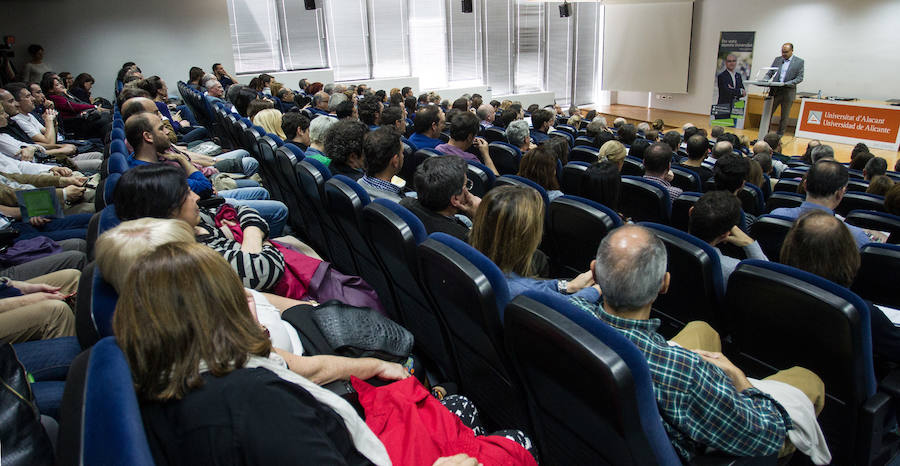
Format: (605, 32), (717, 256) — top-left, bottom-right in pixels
(282, 300), (413, 363)
(0, 343), (54, 466)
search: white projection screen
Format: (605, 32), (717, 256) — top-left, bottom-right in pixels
(602, 1), (694, 93)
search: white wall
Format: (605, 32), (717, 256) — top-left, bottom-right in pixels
(4, 0), (234, 102)
(633, 0), (900, 115)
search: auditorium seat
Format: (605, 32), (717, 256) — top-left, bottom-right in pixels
(574, 136), (596, 148)
(102, 173), (120, 208)
(107, 152), (128, 175)
(488, 142), (523, 175)
(836, 192), (885, 217)
(324, 175), (397, 319)
(847, 179), (870, 192)
(569, 145), (600, 164)
(548, 129), (574, 148)
(466, 160), (495, 197)
(852, 243), (900, 308)
(670, 166), (702, 193)
(494, 175), (550, 208)
(503, 290), (683, 466)
(670, 192), (702, 232)
(621, 156), (645, 176)
(255, 134), (288, 203)
(361, 199), (457, 381)
(725, 260), (898, 465)
(619, 176), (670, 224)
(773, 178), (802, 193)
(780, 167), (808, 179)
(74, 263), (118, 350)
(294, 158), (351, 269)
(765, 191), (804, 213)
(749, 214), (794, 260)
(273, 146), (317, 247)
(737, 183), (765, 216)
(640, 222), (725, 336)
(555, 124), (577, 139)
(57, 337), (154, 466)
(399, 148), (440, 183)
(483, 126), (506, 143)
(545, 195), (622, 278)
(417, 233), (531, 432)
(848, 168), (865, 180)
(844, 210), (900, 244)
(561, 161), (590, 196)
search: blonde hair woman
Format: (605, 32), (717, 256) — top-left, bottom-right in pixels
(252, 108), (287, 139)
(468, 186), (600, 301)
(597, 140), (627, 171)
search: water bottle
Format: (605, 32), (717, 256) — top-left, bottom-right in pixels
(817, 89), (822, 99)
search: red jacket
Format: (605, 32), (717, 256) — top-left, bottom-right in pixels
(352, 376), (537, 466)
(47, 94), (94, 119)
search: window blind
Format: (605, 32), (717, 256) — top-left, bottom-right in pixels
(226, 0), (283, 74)
(278, 0), (328, 70)
(324, 0), (371, 81)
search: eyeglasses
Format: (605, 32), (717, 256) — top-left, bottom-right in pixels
(465, 178), (473, 191)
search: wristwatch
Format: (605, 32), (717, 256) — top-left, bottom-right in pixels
(557, 279), (569, 294)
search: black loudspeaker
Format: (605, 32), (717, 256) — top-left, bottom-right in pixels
(461, 0), (472, 13)
(559, 2), (571, 18)
(304, 0), (316, 10)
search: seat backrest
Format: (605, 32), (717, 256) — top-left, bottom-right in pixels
(466, 160), (495, 197)
(417, 233), (530, 431)
(361, 200), (458, 381)
(546, 195), (622, 278)
(569, 145), (599, 164)
(488, 142), (522, 175)
(483, 126), (506, 143)
(574, 136), (596, 148)
(560, 161), (589, 196)
(324, 175), (399, 318)
(97, 204), (121, 237)
(399, 148), (439, 183)
(836, 192), (884, 217)
(621, 156), (645, 176)
(773, 178), (802, 193)
(108, 152), (129, 175)
(851, 243), (900, 308)
(749, 214), (794, 260)
(548, 130), (574, 148)
(295, 158), (349, 265)
(781, 167), (808, 179)
(737, 182), (765, 216)
(765, 191), (804, 213)
(102, 173), (121, 207)
(640, 222), (725, 334)
(619, 176), (670, 223)
(844, 210), (900, 244)
(57, 337), (154, 466)
(670, 166), (702, 193)
(846, 179), (870, 192)
(504, 291), (681, 466)
(669, 191), (702, 232)
(273, 146), (318, 248)
(109, 139), (126, 155)
(725, 260), (876, 464)
(494, 175), (550, 208)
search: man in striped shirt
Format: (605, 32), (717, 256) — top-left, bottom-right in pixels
(571, 225), (824, 461)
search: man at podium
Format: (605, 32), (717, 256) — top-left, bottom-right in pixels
(766, 43), (805, 135)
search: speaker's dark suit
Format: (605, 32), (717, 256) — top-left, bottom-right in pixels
(766, 55), (805, 135)
(715, 70), (744, 119)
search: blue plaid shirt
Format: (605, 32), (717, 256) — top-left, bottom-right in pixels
(358, 176), (402, 195)
(571, 298), (792, 461)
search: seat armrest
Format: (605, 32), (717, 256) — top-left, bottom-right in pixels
(197, 196), (226, 210)
(690, 452), (777, 465)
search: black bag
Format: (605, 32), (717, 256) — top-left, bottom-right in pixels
(282, 300), (413, 363)
(0, 343), (54, 466)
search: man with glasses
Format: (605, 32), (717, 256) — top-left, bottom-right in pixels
(715, 54), (744, 120)
(399, 155), (480, 242)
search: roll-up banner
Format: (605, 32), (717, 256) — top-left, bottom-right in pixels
(711, 31), (755, 129)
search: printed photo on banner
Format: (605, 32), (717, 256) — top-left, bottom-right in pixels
(711, 31), (755, 129)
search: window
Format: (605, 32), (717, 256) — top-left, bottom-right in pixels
(225, 0), (608, 106)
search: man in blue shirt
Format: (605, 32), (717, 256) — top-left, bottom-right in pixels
(770, 160), (883, 248)
(529, 109), (553, 144)
(408, 105), (445, 150)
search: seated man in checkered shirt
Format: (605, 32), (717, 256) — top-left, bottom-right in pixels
(571, 224), (825, 461)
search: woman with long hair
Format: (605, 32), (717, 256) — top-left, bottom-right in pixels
(42, 75), (110, 139)
(517, 146), (562, 201)
(469, 186), (599, 302)
(252, 108), (287, 139)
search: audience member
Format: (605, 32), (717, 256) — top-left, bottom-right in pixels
(863, 157), (887, 181)
(689, 191), (767, 283)
(810, 145), (834, 163)
(780, 210), (900, 363)
(359, 128), (405, 199)
(529, 109), (554, 144)
(0, 268), (80, 343)
(252, 108), (287, 139)
(324, 119), (367, 180)
(476, 104), (495, 129)
(628, 138), (650, 160)
(885, 184), (900, 216)
(643, 142), (682, 201)
(866, 175), (894, 197)
(801, 140), (821, 164)
(678, 134), (713, 184)
(305, 116), (336, 166)
(572, 225), (824, 461)
(617, 124), (637, 146)
(708, 141), (733, 166)
(505, 120), (533, 154)
(517, 146), (562, 201)
(358, 96), (382, 129)
(435, 112), (498, 175)
(469, 185), (599, 302)
(281, 112), (310, 152)
(770, 160), (882, 248)
(400, 156), (478, 241)
(597, 140), (626, 172)
(582, 160), (621, 213)
(409, 105), (445, 151)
